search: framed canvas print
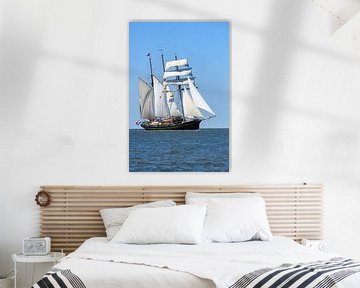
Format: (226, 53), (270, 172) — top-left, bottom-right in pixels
(129, 21), (229, 172)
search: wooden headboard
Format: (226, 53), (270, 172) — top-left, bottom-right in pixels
(39, 184), (323, 253)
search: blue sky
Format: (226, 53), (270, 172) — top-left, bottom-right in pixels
(129, 21), (229, 129)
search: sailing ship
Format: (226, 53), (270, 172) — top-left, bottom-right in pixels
(137, 53), (215, 130)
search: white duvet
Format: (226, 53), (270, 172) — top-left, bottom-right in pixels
(54, 237), (360, 288)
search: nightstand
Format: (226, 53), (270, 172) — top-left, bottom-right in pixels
(301, 239), (328, 252)
(12, 252), (65, 288)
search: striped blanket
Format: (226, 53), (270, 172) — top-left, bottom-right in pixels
(32, 268), (86, 288)
(230, 258), (360, 288)
(32, 258), (359, 288)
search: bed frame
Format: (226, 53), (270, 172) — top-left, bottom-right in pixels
(39, 184), (323, 253)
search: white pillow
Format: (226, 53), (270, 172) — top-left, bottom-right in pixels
(202, 197), (272, 243)
(111, 205), (207, 244)
(186, 192), (259, 204)
(100, 200), (176, 240)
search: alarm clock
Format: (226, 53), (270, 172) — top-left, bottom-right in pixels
(23, 237), (51, 255)
(301, 239), (328, 252)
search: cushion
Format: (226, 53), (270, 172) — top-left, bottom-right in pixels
(100, 200), (176, 240)
(202, 197), (272, 242)
(111, 205), (207, 244)
(186, 191), (259, 204)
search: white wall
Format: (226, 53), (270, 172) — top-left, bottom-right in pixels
(1, 0), (360, 285)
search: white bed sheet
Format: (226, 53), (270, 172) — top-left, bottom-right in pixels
(55, 258), (214, 288)
(54, 236), (360, 288)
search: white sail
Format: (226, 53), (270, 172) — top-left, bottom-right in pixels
(182, 87), (203, 119)
(165, 78), (195, 86)
(153, 75), (170, 118)
(138, 78), (155, 120)
(165, 85), (182, 117)
(187, 78), (216, 118)
(165, 58), (188, 71)
(163, 69), (192, 79)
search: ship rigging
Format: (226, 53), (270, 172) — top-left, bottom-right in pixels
(138, 53), (215, 130)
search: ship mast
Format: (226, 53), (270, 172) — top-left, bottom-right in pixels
(159, 49), (165, 72)
(174, 54), (186, 121)
(147, 53), (154, 87)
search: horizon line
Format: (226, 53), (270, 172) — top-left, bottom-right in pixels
(129, 127), (229, 130)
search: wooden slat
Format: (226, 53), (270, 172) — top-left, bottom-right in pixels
(39, 184), (323, 253)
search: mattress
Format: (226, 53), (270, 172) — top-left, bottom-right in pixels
(35, 236), (360, 288)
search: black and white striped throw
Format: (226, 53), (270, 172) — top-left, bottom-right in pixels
(32, 268), (86, 288)
(229, 257), (360, 288)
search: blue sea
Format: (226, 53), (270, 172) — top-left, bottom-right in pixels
(129, 128), (229, 172)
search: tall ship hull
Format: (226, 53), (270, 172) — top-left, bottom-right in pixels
(141, 119), (201, 130)
(137, 53), (215, 130)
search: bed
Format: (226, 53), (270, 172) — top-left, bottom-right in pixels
(33, 185), (360, 288)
